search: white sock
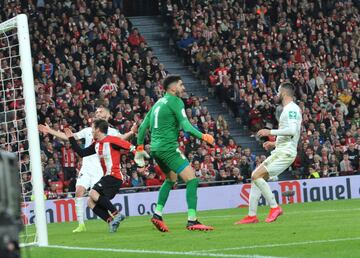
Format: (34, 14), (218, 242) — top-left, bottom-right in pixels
(155, 210), (162, 217)
(253, 178), (278, 208)
(75, 197), (85, 224)
(248, 182), (262, 216)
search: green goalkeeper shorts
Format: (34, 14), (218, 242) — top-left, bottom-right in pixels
(151, 148), (189, 174)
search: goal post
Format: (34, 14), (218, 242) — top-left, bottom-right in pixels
(0, 14), (48, 247)
(18, 14), (48, 247)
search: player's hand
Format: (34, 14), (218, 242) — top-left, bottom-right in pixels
(202, 134), (215, 145)
(257, 129), (271, 138)
(64, 128), (74, 138)
(130, 123), (138, 134)
(134, 145), (150, 167)
(38, 123), (50, 134)
(263, 141), (275, 151)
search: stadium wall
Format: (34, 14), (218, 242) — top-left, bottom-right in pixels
(21, 175), (360, 224)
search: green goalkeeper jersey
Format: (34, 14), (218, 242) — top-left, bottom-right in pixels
(137, 93), (203, 151)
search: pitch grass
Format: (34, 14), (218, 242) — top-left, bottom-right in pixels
(22, 199), (360, 258)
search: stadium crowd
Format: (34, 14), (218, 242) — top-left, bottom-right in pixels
(0, 0), (359, 200)
(163, 0), (360, 179)
(0, 0), (251, 200)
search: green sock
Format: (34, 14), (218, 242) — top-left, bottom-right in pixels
(155, 179), (175, 216)
(186, 178), (199, 221)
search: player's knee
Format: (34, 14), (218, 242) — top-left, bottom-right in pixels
(87, 198), (94, 208)
(167, 171), (178, 182)
(251, 173), (261, 181)
(179, 166), (195, 182)
(89, 189), (99, 201)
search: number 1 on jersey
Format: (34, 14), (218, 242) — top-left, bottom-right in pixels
(154, 106), (161, 128)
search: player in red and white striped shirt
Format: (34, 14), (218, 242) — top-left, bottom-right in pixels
(39, 107), (137, 233)
(65, 120), (135, 233)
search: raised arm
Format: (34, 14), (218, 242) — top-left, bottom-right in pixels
(170, 98), (214, 144)
(171, 98), (203, 138)
(64, 128), (95, 157)
(118, 122), (138, 140)
(39, 123), (80, 140)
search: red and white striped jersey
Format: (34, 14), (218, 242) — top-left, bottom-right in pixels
(69, 135), (134, 180)
(61, 147), (76, 167)
(74, 126), (119, 168)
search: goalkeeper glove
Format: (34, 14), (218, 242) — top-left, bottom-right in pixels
(134, 145), (150, 167)
(202, 134), (215, 145)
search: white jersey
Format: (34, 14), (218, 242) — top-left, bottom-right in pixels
(272, 101), (302, 156)
(74, 127), (119, 169)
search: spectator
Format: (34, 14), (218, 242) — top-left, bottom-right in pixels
(230, 167), (243, 184)
(131, 171), (144, 187)
(43, 157), (60, 186)
(239, 156), (251, 182)
(347, 143), (359, 169)
(61, 142), (77, 192)
(162, 0), (360, 180)
(21, 173), (32, 201)
(145, 172), (162, 187)
(0, 0), (358, 200)
(308, 166), (321, 179)
(46, 184), (60, 200)
(127, 28), (146, 47)
(215, 168), (230, 185)
(340, 153), (355, 176)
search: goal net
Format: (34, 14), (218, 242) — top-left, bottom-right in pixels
(0, 14), (48, 247)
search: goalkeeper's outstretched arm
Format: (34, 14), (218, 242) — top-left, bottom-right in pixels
(170, 98), (214, 145)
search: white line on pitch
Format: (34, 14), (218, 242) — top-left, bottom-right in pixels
(193, 237), (360, 253)
(19, 242), (37, 248)
(45, 245), (282, 258)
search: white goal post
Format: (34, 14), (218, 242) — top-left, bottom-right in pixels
(0, 14), (48, 246)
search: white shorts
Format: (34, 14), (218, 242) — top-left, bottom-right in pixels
(76, 167), (103, 189)
(262, 151), (296, 177)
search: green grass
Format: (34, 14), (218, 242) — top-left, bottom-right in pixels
(21, 199), (360, 258)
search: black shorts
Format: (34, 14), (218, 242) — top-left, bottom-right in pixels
(92, 175), (122, 200)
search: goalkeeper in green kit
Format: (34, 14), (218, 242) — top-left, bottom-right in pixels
(135, 75), (214, 232)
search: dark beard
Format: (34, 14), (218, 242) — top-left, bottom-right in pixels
(176, 90), (182, 98)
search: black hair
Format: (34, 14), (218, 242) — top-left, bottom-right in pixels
(281, 82), (295, 97)
(93, 119), (108, 134)
(163, 75), (182, 90)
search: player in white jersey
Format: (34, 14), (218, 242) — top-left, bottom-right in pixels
(38, 107), (137, 232)
(235, 82), (302, 224)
